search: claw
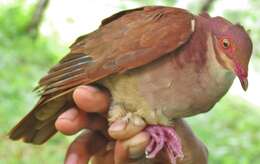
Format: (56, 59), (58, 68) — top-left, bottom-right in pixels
(144, 125), (184, 164)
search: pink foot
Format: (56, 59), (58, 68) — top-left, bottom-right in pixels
(144, 125), (184, 164)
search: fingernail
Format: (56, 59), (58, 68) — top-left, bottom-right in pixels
(78, 86), (99, 94)
(127, 133), (150, 159)
(76, 86), (100, 101)
(59, 109), (78, 121)
(66, 153), (78, 164)
(109, 120), (126, 132)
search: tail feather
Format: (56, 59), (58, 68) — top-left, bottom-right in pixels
(9, 93), (73, 145)
(9, 112), (38, 141)
(28, 120), (57, 144)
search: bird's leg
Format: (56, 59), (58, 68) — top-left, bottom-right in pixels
(108, 102), (145, 128)
(108, 103), (127, 123)
(145, 125), (184, 164)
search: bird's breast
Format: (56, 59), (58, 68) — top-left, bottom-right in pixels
(134, 34), (235, 121)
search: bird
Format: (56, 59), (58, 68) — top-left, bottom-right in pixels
(9, 6), (252, 164)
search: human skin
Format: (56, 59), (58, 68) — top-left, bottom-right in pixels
(55, 86), (208, 164)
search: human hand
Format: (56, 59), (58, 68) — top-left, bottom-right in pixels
(55, 85), (150, 164)
(55, 85), (208, 164)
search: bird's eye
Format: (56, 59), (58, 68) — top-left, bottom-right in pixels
(222, 39), (231, 49)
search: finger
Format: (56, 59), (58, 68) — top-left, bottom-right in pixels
(114, 132), (150, 164)
(108, 115), (146, 140)
(65, 131), (107, 164)
(91, 146), (115, 164)
(55, 108), (108, 135)
(73, 85), (110, 113)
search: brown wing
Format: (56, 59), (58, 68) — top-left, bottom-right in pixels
(9, 6), (194, 144)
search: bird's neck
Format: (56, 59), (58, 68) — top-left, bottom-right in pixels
(172, 16), (209, 72)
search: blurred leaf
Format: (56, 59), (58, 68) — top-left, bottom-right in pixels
(0, 1), (67, 163)
(188, 96), (260, 164)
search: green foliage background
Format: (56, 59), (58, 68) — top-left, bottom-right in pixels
(0, 0), (259, 163)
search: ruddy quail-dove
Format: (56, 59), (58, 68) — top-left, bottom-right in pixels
(9, 6), (253, 164)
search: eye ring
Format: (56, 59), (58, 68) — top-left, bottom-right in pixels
(222, 38), (231, 49)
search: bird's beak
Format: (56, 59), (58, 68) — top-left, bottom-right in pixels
(238, 75), (248, 91)
(234, 62), (248, 91)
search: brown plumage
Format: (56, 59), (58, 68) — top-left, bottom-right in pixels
(9, 6), (193, 144)
(9, 5), (252, 152)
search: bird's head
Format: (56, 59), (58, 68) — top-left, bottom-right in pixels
(211, 17), (253, 91)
